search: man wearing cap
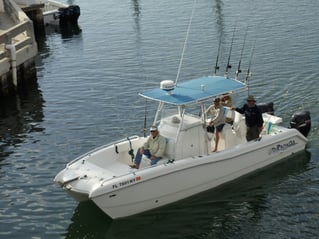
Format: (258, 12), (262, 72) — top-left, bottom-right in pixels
(232, 95), (264, 141)
(130, 125), (166, 169)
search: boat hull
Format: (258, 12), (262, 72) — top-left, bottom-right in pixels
(42, 1), (80, 26)
(89, 129), (307, 219)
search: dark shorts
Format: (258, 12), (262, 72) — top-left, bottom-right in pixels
(215, 124), (225, 132)
(207, 125), (215, 133)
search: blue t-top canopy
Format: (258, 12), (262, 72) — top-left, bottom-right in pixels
(139, 76), (247, 106)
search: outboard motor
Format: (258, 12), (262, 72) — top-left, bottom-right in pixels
(289, 111), (311, 137)
(59, 5), (81, 25)
(258, 102), (274, 115)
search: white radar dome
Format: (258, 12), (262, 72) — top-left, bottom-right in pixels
(160, 80), (175, 93)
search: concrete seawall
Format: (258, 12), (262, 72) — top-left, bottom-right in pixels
(0, 0), (38, 97)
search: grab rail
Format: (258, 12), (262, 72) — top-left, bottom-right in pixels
(67, 135), (140, 167)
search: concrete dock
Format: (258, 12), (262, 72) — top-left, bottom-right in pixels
(0, 0), (38, 97)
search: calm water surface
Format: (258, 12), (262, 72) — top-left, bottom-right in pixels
(1, 0), (319, 238)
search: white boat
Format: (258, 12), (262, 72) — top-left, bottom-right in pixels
(15, 0), (80, 26)
(54, 74), (311, 219)
(41, 0), (80, 26)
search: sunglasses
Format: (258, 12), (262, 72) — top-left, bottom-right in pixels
(247, 100), (255, 103)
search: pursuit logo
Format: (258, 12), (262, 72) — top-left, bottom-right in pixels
(268, 140), (297, 155)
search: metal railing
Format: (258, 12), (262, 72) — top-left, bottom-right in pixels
(0, 0), (36, 61)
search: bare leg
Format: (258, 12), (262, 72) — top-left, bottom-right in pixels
(213, 132), (220, 152)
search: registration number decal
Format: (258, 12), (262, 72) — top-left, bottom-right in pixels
(112, 176), (141, 189)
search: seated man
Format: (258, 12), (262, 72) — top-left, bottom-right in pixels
(130, 125), (166, 169)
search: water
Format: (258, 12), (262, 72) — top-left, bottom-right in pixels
(1, 0), (319, 238)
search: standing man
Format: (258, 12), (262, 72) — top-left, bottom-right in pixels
(130, 125), (166, 169)
(232, 95), (264, 141)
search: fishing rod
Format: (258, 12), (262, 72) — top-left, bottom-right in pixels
(235, 27), (248, 79)
(225, 26), (236, 77)
(246, 39), (256, 96)
(127, 137), (135, 161)
(214, 36), (222, 75)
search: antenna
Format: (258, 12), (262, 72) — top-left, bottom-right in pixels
(175, 0), (197, 86)
(236, 27), (248, 79)
(143, 99), (147, 137)
(214, 36), (222, 75)
(225, 26), (236, 77)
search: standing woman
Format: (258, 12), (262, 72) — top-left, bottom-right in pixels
(206, 98), (225, 152)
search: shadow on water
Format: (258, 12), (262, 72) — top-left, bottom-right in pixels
(0, 84), (44, 163)
(59, 23), (82, 40)
(34, 24), (82, 55)
(131, 0), (141, 41)
(36, 23), (82, 51)
(64, 201), (113, 238)
(64, 151), (311, 239)
(214, 0), (225, 36)
(44, 23), (82, 40)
